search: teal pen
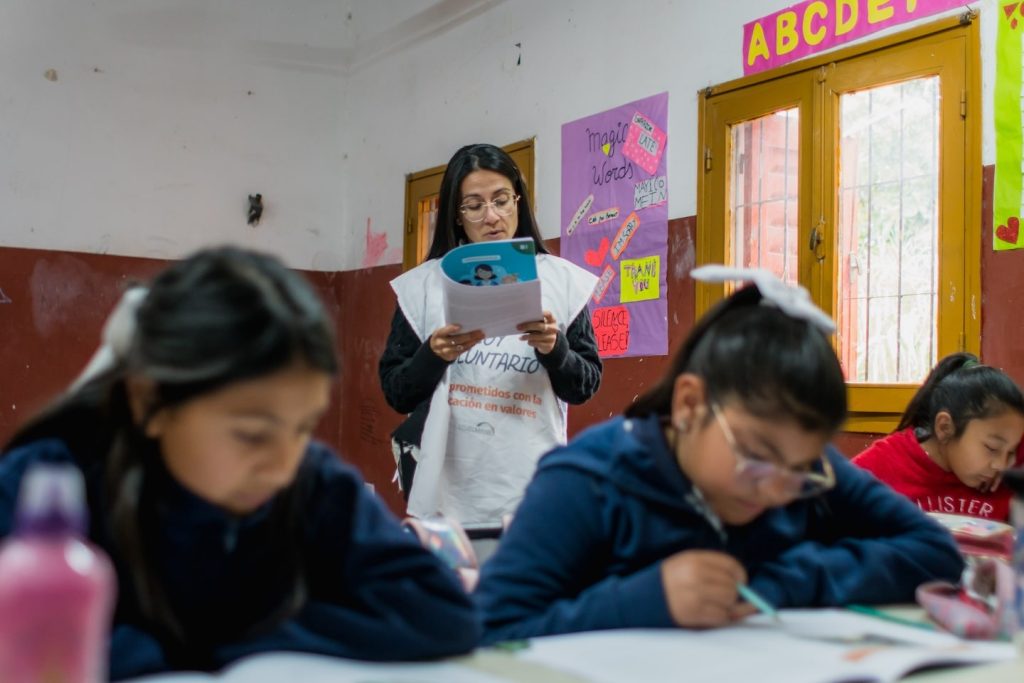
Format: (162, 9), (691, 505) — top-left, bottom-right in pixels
(846, 604), (936, 632)
(737, 583), (781, 622)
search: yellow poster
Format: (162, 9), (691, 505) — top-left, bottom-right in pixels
(994, 1), (1024, 250)
(620, 256), (660, 303)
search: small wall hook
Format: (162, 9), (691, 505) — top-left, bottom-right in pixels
(247, 193), (263, 226)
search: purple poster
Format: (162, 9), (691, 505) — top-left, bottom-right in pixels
(561, 92), (668, 358)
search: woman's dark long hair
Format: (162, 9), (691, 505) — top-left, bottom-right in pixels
(425, 143), (550, 260)
(5, 246), (338, 656)
(627, 285), (847, 434)
(897, 352), (1024, 437)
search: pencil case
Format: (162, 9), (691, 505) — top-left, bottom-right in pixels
(916, 557), (1016, 640)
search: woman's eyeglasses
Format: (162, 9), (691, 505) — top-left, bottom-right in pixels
(459, 193), (519, 223)
(711, 403), (835, 500)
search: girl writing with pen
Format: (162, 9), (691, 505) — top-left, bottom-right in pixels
(474, 266), (963, 641)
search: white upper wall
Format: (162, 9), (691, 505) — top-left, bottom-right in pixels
(346, 0), (993, 272)
(0, 0), (353, 269)
(0, 0), (995, 271)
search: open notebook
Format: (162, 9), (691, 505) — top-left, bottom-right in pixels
(126, 609), (1016, 683)
(126, 653), (507, 683)
(519, 609), (1016, 683)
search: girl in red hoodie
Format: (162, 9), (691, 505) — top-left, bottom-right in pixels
(852, 353), (1024, 521)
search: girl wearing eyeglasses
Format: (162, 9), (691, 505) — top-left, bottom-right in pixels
(852, 353), (1024, 521)
(379, 143), (602, 533)
(475, 267), (963, 641)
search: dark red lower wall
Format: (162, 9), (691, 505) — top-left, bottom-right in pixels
(0, 249), (348, 482)
(980, 165), (1024, 379)
(332, 262), (404, 513)
(0, 250), (169, 440)
(3, 166), (1021, 516)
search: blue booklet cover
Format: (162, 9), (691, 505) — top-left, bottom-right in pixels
(440, 237), (538, 287)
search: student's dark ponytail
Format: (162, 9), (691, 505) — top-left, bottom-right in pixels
(104, 380), (181, 639)
(628, 284), (847, 433)
(896, 352), (1024, 437)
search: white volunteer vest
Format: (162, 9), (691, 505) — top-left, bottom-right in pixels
(391, 254), (597, 528)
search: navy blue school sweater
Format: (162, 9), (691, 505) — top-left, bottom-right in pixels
(0, 438), (481, 679)
(475, 414), (963, 643)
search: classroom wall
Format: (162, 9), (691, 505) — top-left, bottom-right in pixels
(1, 1), (993, 271)
(0, 215), (692, 515)
(0, 247), (344, 456)
(0, 0), (353, 271)
(3, 0), (1022, 517)
(6, 177), (1019, 516)
(344, 0), (997, 270)
(337, 0), (1015, 506)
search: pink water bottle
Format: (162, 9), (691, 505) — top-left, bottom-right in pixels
(0, 463), (116, 683)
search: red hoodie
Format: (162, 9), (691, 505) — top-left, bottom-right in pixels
(852, 428), (1010, 521)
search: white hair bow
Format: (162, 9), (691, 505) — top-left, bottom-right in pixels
(69, 287), (148, 392)
(690, 265), (836, 334)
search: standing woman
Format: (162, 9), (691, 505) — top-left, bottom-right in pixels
(379, 143), (602, 531)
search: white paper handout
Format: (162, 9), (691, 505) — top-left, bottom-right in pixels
(440, 238), (543, 339)
(518, 609), (1016, 683)
(125, 651), (511, 683)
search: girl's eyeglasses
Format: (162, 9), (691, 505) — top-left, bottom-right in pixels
(459, 193), (519, 223)
(711, 403), (835, 500)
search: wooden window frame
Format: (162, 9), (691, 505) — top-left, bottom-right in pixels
(403, 139), (536, 271)
(697, 14), (982, 433)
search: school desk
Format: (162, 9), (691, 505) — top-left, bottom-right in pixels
(127, 608), (1024, 683)
(126, 643), (1024, 683)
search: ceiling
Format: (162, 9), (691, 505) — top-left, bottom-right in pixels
(343, 0), (506, 70)
(240, 0), (508, 75)
(99, 0), (505, 76)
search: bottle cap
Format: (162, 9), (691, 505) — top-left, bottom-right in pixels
(14, 463), (88, 536)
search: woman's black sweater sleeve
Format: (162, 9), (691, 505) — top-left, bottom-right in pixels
(378, 307), (450, 415)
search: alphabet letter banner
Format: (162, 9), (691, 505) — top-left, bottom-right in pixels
(561, 92), (668, 357)
(742, 0), (965, 76)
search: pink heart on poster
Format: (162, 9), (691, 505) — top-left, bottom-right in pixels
(585, 237), (610, 267)
(1004, 2), (1020, 29)
(996, 216), (1020, 244)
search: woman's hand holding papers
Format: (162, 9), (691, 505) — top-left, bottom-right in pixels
(517, 311), (559, 355)
(430, 324), (485, 362)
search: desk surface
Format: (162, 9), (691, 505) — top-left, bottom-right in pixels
(465, 650), (1024, 683)
(128, 608), (1024, 683)
(469, 607), (1024, 683)
(131, 650), (1024, 683)
(908, 659), (1024, 682)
